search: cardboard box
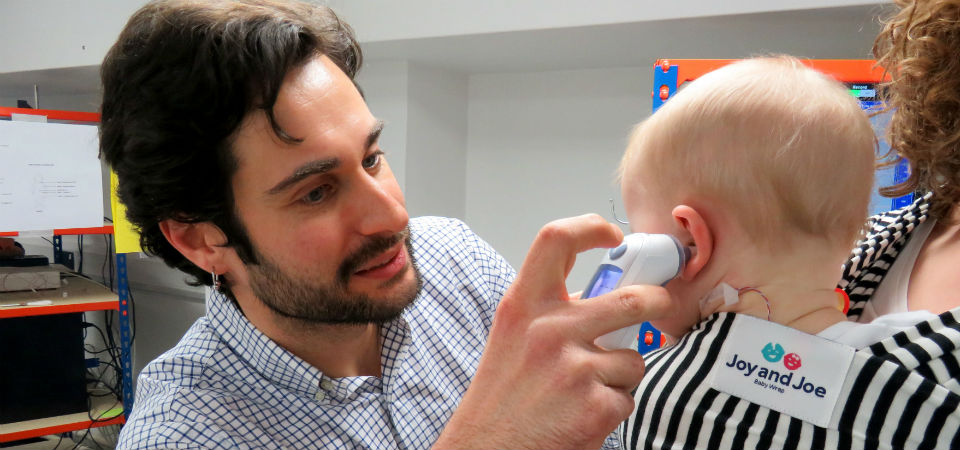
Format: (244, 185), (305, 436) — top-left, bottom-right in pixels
(0, 266), (60, 292)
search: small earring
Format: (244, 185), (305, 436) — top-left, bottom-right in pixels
(211, 269), (221, 291)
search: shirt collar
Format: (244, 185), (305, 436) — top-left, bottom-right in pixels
(207, 290), (325, 398)
(206, 290), (412, 400)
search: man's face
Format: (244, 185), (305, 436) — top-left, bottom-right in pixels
(227, 55), (421, 325)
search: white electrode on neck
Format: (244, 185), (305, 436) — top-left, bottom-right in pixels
(700, 282), (740, 309)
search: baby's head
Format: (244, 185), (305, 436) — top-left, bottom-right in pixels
(619, 56), (876, 336)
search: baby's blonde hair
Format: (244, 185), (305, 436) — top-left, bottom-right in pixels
(620, 56), (876, 250)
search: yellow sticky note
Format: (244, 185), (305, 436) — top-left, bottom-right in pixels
(110, 171), (143, 254)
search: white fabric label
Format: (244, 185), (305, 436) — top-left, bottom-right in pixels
(707, 315), (855, 428)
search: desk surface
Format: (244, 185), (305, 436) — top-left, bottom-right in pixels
(0, 395), (124, 443)
(0, 270), (118, 319)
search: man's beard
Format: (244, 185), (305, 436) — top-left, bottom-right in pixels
(246, 227), (423, 325)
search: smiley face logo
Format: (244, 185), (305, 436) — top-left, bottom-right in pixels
(783, 352), (802, 371)
(761, 342), (785, 363)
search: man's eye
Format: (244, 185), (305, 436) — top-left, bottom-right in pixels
(362, 151), (383, 170)
(302, 185), (332, 204)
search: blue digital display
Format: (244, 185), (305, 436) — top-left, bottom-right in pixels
(584, 265), (623, 299)
(853, 85), (914, 215)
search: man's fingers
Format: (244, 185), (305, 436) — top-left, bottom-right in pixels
(572, 284), (673, 338)
(590, 348), (646, 390)
(514, 214), (623, 299)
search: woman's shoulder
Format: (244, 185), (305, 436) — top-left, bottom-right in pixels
(847, 193), (931, 272)
(840, 193), (931, 319)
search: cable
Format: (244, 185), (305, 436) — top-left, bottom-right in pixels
(128, 287), (136, 345)
(62, 231), (124, 450)
(77, 235), (84, 275)
(110, 235), (115, 292)
(84, 344), (116, 355)
(108, 235), (115, 292)
(75, 320), (123, 450)
(102, 315), (123, 393)
(101, 235), (109, 289)
(62, 270), (97, 283)
(0, 270), (57, 291)
(81, 321), (122, 398)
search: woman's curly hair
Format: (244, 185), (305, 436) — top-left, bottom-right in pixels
(874, 0), (960, 220)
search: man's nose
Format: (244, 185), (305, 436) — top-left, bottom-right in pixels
(352, 174), (408, 237)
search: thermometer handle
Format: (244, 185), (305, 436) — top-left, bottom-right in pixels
(583, 233), (687, 350)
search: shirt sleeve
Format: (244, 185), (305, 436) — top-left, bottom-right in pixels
(602, 426), (624, 450)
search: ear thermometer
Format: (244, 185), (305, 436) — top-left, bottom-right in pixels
(582, 233), (689, 350)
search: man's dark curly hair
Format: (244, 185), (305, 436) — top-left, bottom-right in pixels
(99, 0), (362, 299)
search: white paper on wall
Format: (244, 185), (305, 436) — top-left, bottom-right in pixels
(0, 120), (104, 231)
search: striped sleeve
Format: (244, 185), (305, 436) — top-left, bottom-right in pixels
(840, 194), (930, 320)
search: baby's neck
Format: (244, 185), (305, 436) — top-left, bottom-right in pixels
(726, 284), (846, 334)
(702, 250), (848, 335)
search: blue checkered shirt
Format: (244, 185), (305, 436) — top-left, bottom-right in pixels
(117, 217), (622, 450)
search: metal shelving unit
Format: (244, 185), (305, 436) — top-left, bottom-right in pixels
(0, 106), (133, 444)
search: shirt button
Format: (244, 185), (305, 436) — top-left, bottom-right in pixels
(314, 390), (325, 401)
(320, 380), (334, 390)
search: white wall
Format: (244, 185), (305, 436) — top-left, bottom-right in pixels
(0, 1), (883, 74)
(0, 92), (100, 111)
(0, 1), (146, 73)
(330, 0), (882, 42)
(404, 65), (469, 219)
(356, 61), (469, 219)
(356, 60), (410, 190)
(466, 68), (645, 287)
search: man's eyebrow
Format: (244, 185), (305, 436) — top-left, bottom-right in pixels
(367, 120), (385, 150)
(264, 121), (383, 196)
(266, 158), (340, 195)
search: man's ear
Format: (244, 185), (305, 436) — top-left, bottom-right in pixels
(158, 219), (229, 273)
(672, 205), (713, 281)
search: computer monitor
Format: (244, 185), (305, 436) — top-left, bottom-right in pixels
(847, 82), (914, 215)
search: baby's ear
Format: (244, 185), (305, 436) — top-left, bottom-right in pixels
(672, 205), (712, 281)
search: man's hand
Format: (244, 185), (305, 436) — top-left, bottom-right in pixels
(435, 214), (673, 449)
